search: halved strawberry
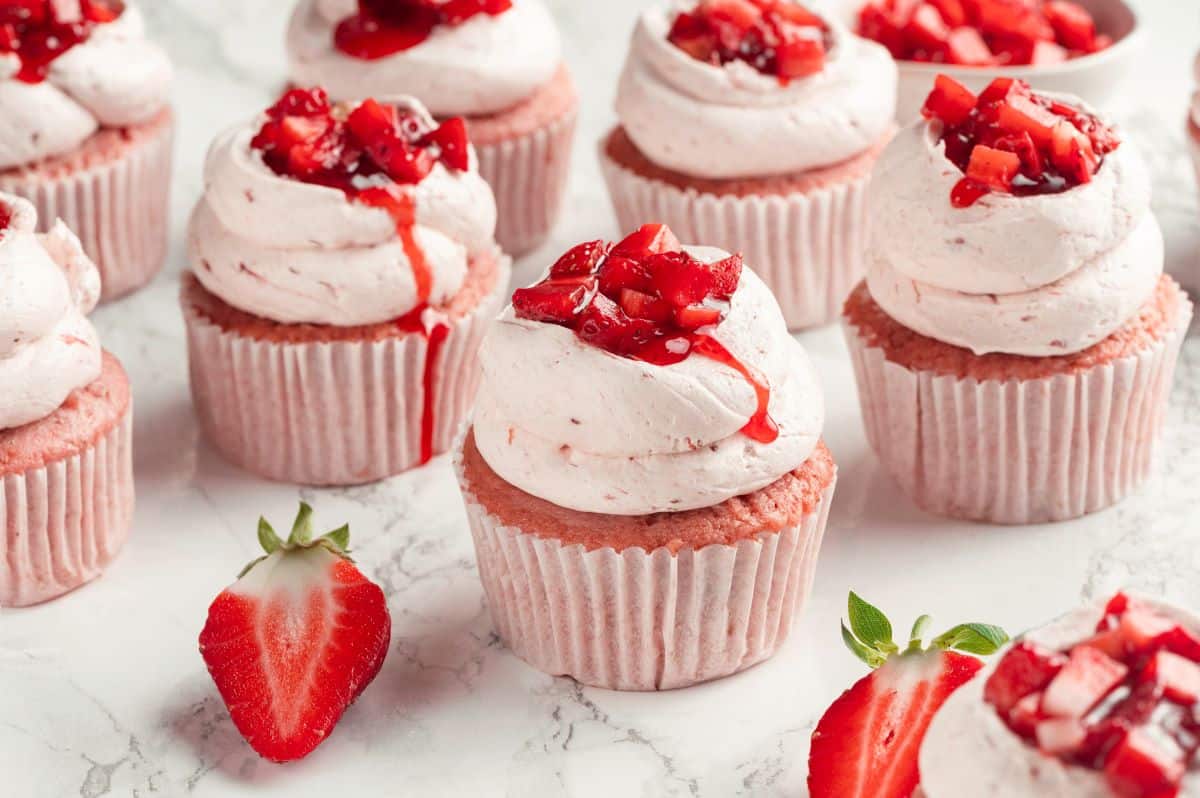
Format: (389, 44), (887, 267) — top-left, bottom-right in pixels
(808, 592), (1009, 798)
(198, 504), (391, 763)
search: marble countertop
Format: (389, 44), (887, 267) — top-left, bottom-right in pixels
(2, 2), (1199, 796)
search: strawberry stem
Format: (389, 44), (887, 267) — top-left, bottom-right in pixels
(842, 592), (1010, 669)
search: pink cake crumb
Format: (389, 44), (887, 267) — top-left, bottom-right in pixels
(602, 125), (892, 198)
(460, 428), (836, 553)
(184, 250), (501, 343)
(0, 108), (173, 180)
(464, 65), (577, 146)
(843, 275), (1190, 381)
(0, 351), (130, 476)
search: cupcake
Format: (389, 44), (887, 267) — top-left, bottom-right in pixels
(0, 193), (134, 607)
(1189, 53), (1200, 220)
(599, 0), (897, 330)
(182, 88), (509, 486)
(456, 222), (836, 690)
(844, 75), (1192, 524)
(0, 0), (173, 302)
(922, 592), (1200, 797)
(286, 0), (577, 257)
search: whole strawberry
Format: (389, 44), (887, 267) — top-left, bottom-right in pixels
(199, 503), (391, 763)
(808, 592), (1009, 798)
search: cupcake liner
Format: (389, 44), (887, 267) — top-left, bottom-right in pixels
(0, 116), (174, 303)
(183, 259), (510, 486)
(844, 299), (1194, 524)
(1, 409), (135, 608)
(475, 106), (577, 257)
(600, 148), (870, 330)
(456, 449), (837, 691)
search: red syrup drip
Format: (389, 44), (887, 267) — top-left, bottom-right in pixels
(393, 303), (450, 466)
(0, 0), (124, 83)
(334, 0), (512, 60)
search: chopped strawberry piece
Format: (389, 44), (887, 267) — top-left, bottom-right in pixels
(0, 0), (123, 82)
(1049, 120), (1099, 184)
(1103, 728), (1186, 798)
(707, 254), (743, 298)
(335, 0), (510, 60)
(985, 641), (1067, 714)
(576, 294), (657, 355)
(995, 93), (1060, 147)
(550, 240), (610, 278)
(977, 75), (1023, 106)
(674, 304), (725, 330)
(1041, 646), (1128, 719)
(1008, 691), (1043, 736)
(704, 0), (762, 30)
(651, 251), (719, 307)
(946, 26), (993, 64)
(774, 26), (826, 79)
(991, 131), (1044, 176)
(1036, 717), (1086, 754)
(199, 505), (391, 763)
(80, 0), (123, 23)
(922, 73), (977, 126)
(965, 145), (1021, 191)
(612, 223), (683, 259)
(857, 5), (905, 57)
(928, 0), (966, 26)
(1160, 626), (1200, 661)
(597, 255), (654, 296)
(620, 289), (674, 323)
(1043, 0), (1096, 51)
(1031, 39), (1068, 64)
(512, 281), (592, 324)
(1144, 650), (1200, 705)
(904, 3), (951, 51)
(1117, 607), (1180, 653)
(419, 117), (470, 171)
(668, 0), (830, 81)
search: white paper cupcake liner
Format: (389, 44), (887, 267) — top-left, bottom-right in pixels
(183, 259), (510, 486)
(456, 448), (836, 690)
(844, 298), (1193, 524)
(0, 114), (174, 302)
(475, 106), (578, 257)
(599, 146), (870, 330)
(1, 409), (134, 608)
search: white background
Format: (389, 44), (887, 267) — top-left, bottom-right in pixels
(1, 1), (1198, 796)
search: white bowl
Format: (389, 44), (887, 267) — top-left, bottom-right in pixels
(832, 0), (1145, 123)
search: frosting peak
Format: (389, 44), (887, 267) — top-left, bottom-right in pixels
(614, 4), (896, 179)
(0, 193), (102, 431)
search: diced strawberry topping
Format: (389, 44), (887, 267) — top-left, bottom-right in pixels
(334, 0), (512, 60)
(511, 225), (778, 444)
(0, 0), (125, 82)
(921, 74), (1120, 207)
(856, 0), (1110, 65)
(666, 0), (832, 82)
(0, 202), (11, 232)
(986, 594), (1200, 797)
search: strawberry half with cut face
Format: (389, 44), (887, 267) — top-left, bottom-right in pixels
(808, 592), (1009, 798)
(199, 504), (391, 764)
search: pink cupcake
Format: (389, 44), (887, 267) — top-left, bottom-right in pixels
(0, 1), (173, 302)
(599, 0), (897, 330)
(286, 0), (577, 257)
(456, 223), (836, 690)
(844, 75), (1192, 524)
(182, 88), (510, 486)
(0, 193), (134, 607)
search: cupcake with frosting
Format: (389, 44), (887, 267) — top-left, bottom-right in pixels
(182, 88), (509, 486)
(0, 193), (134, 606)
(286, 0), (577, 257)
(0, 0), (173, 301)
(923, 592), (1200, 797)
(600, 0), (896, 330)
(843, 74), (1192, 524)
(456, 222), (836, 690)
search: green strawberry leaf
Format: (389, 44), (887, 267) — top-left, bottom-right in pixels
(848, 592), (897, 654)
(323, 524), (351, 554)
(932, 623), (1010, 656)
(257, 517), (282, 555)
(908, 614), (932, 651)
(842, 622), (887, 669)
(288, 502), (315, 546)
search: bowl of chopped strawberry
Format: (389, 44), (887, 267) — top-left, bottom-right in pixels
(845, 0), (1144, 122)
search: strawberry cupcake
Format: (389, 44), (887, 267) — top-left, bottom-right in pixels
(182, 88), (509, 486)
(0, 0), (173, 302)
(286, 0), (577, 257)
(843, 75), (1192, 524)
(599, 0), (897, 330)
(922, 592), (1200, 797)
(456, 223), (836, 690)
(0, 193), (134, 607)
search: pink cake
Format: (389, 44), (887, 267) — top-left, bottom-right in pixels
(599, 1), (898, 330)
(0, 3), (173, 302)
(457, 224), (837, 690)
(844, 74), (1194, 524)
(182, 89), (510, 486)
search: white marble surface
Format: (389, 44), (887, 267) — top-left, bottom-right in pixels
(2, 2), (1199, 796)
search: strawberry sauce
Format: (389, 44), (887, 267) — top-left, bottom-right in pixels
(0, 0), (125, 83)
(334, 0), (512, 60)
(511, 225), (780, 446)
(251, 88), (472, 466)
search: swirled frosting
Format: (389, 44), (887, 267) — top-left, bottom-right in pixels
(867, 106), (1162, 357)
(0, 4), (172, 170)
(286, 0), (561, 116)
(188, 97), (497, 326)
(613, 4), (896, 180)
(473, 248), (824, 516)
(921, 596), (1200, 798)
(0, 193), (101, 431)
